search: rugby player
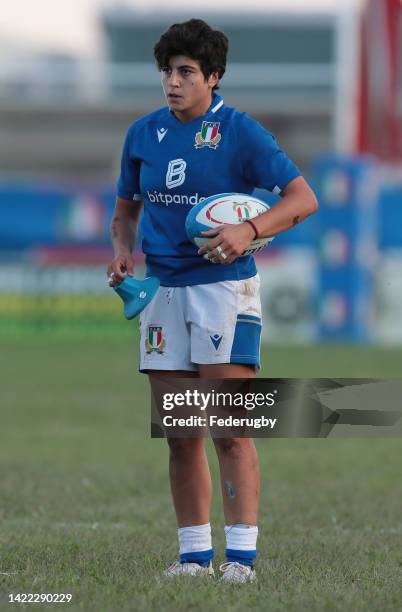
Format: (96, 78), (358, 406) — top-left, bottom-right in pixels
(107, 18), (318, 584)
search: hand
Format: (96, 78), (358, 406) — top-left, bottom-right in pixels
(107, 251), (134, 286)
(198, 223), (255, 264)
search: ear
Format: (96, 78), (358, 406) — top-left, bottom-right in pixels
(208, 71), (219, 89)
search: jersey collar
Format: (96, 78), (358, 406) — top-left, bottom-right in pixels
(166, 93), (224, 125)
(210, 94), (224, 114)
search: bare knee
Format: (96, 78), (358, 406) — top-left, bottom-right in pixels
(213, 437), (249, 457)
(167, 437), (204, 461)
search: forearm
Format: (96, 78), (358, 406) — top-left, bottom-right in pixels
(110, 198), (143, 256)
(253, 193), (317, 239)
(252, 177), (318, 239)
(111, 215), (137, 255)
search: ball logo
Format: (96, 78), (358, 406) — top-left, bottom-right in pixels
(233, 202), (251, 221)
(206, 199), (256, 225)
(166, 158), (187, 189)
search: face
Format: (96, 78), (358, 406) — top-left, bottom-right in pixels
(161, 55), (219, 123)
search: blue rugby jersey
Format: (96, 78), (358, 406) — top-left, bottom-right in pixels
(117, 94), (300, 286)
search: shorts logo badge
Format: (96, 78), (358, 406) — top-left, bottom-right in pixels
(233, 202), (252, 221)
(210, 333), (223, 350)
(145, 325), (166, 354)
(195, 122), (221, 149)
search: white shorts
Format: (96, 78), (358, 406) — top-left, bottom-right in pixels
(139, 274), (262, 372)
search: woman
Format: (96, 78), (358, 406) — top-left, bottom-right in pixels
(107, 18), (318, 584)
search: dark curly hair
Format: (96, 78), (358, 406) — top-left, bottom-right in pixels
(154, 19), (228, 90)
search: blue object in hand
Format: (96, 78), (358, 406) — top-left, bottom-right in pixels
(113, 276), (160, 320)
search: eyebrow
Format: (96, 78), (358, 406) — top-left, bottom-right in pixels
(174, 65), (197, 70)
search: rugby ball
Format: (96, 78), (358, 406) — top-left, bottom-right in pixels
(185, 193), (274, 256)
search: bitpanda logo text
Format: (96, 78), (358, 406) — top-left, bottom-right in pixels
(147, 158), (205, 205)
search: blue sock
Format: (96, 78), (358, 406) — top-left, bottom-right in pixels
(180, 548), (214, 567)
(226, 548), (256, 568)
(225, 524), (258, 568)
(178, 523), (214, 566)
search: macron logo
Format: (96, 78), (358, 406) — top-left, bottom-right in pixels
(157, 128), (168, 143)
(210, 334), (223, 350)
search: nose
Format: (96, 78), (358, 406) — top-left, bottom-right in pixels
(169, 69), (181, 87)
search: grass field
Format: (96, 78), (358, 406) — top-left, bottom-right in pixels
(1, 334), (402, 611)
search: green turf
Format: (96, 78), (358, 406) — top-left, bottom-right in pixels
(1, 336), (402, 611)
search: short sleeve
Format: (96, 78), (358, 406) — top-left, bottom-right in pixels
(237, 114), (300, 193)
(116, 126), (142, 201)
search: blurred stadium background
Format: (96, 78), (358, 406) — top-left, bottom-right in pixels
(1, 3), (402, 609)
(0, 0), (401, 346)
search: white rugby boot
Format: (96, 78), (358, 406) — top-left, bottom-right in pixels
(219, 562), (256, 584)
(163, 561), (215, 578)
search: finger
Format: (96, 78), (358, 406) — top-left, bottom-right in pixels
(204, 251), (231, 265)
(206, 246), (228, 260)
(111, 264), (127, 281)
(107, 271), (117, 287)
(218, 249), (237, 265)
(117, 261), (128, 275)
(203, 254), (217, 264)
(198, 238), (225, 255)
(201, 225), (225, 237)
(212, 243), (236, 260)
(125, 259), (135, 276)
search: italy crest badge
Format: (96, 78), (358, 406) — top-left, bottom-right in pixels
(195, 122), (221, 149)
(145, 325), (166, 354)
